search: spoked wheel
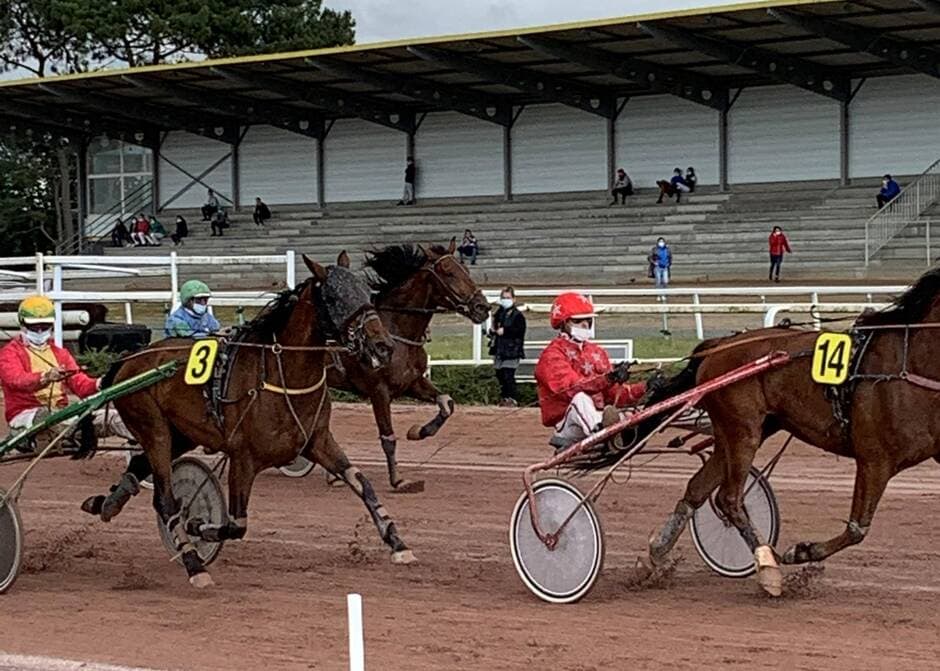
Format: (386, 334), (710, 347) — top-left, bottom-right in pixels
(157, 456), (227, 567)
(689, 467), (780, 578)
(509, 478), (604, 604)
(124, 446), (154, 490)
(278, 455), (315, 478)
(0, 490), (23, 594)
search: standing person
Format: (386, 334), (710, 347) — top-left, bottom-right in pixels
(397, 157), (416, 206)
(164, 280), (221, 338)
(768, 226), (792, 283)
(649, 237), (672, 288)
(876, 174), (901, 208)
(202, 188), (219, 221)
(610, 168), (633, 205)
(170, 215), (188, 246)
(458, 229), (479, 265)
(253, 197), (272, 226)
(489, 287), (527, 407)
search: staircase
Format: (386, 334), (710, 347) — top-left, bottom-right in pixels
(864, 159), (940, 265)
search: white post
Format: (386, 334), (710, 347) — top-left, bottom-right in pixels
(472, 322), (483, 365)
(52, 264), (63, 348)
(927, 219), (932, 267)
(124, 302), (133, 324)
(35, 253), (45, 293)
(692, 293), (704, 340)
(285, 250), (296, 289)
(811, 291), (821, 330)
(170, 252), (179, 311)
(347, 593), (365, 671)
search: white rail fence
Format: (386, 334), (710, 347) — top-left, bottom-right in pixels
(864, 158), (940, 265)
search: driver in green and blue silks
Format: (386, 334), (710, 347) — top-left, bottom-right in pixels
(164, 279), (221, 338)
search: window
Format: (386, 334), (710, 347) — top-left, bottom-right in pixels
(87, 137), (153, 216)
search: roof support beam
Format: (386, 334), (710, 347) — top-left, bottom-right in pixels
(638, 21), (850, 101)
(211, 67), (416, 134)
(38, 84), (240, 143)
(769, 8), (940, 79)
(407, 46), (617, 119)
(913, 0), (940, 15)
(0, 113), (83, 141)
(0, 98), (159, 141)
(518, 35), (729, 111)
(122, 76), (324, 138)
(306, 57), (513, 127)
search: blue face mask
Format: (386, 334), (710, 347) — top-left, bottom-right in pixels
(191, 303), (208, 316)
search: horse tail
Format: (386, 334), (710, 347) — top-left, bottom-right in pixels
(564, 337), (721, 474)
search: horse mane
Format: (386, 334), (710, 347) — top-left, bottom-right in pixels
(239, 278), (313, 341)
(856, 266), (940, 326)
(364, 243), (449, 300)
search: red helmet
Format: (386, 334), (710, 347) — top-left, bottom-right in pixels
(550, 292), (596, 329)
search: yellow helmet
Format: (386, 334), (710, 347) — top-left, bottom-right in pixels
(18, 295), (55, 325)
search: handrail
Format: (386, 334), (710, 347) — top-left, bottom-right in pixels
(59, 179), (154, 256)
(864, 158), (940, 265)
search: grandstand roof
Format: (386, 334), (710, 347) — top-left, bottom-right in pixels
(1, 0), (939, 141)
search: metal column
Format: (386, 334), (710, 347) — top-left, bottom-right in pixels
(503, 124), (512, 202)
(718, 108), (729, 192)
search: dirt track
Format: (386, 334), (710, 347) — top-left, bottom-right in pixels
(2, 402), (940, 670)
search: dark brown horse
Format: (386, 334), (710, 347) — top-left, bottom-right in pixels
(622, 267), (940, 595)
(327, 240), (490, 492)
(86, 252), (411, 587)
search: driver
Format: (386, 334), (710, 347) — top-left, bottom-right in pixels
(164, 279), (221, 338)
(535, 292), (647, 451)
(0, 295), (134, 445)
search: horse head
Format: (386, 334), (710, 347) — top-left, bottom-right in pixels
(418, 238), (490, 324)
(303, 251), (393, 369)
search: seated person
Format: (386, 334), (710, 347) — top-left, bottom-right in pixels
(210, 208), (230, 237)
(610, 168), (634, 205)
(458, 229), (479, 265)
(685, 166), (697, 193)
(111, 218), (132, 247)
(148, 215), (166, 244)
(535, 292), (647, 451)
(131, 213), (157, 246)
(170, 215), (188, 246)
(657, 168), (691, 204)
(0, 296), (134, 450)
(253, 197), (272, 226)
(202, 188), (220, 221)
(877, 174), (901, 208)
(165, 280), (221, 338)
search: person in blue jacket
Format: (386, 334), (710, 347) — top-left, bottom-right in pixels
(649, 237), (673, 288)
(164, 279), (221, 338)
(877, 174), (901, 208)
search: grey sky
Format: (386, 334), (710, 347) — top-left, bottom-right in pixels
(325, 0), (751, 44)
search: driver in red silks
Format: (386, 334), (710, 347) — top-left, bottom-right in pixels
(534, 292), (647, 451)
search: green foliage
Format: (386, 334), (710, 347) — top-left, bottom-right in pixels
(0, 135), (60, 254)
(76, 347), (122, 377)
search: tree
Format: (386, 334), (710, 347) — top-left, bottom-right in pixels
(0, 0), (92, 76)
(0, 134), (61, 254)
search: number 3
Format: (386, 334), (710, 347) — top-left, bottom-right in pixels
(811, 333), (852, 385)
(184, 340), (219, 385)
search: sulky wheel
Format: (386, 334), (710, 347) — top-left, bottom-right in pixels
(124, 445), (154, 491)
(509, 478), (604, 604)
(689, 466), (780, 578)
(157, 456), (226, 567)
(278, 455), (315, 478)
(0, 490), (23, 595)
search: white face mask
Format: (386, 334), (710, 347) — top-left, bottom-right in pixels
(499, 298), (513, 309)
(569, 326), (592, 343)
(22, 328), (52, 348)
(657, 241), (665, 248)
(191, 302), (208, 316)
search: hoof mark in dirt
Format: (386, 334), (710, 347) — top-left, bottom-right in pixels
(782, 563), (826, 598)
(624, 553), (684, 591)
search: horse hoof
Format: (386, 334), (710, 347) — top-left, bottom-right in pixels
(189, 572), (215, 589)
(391, 549), (417, 565)
(391, 480), (425, 494)
(754, 545), (782, 597)
(406, 425), (423, 441)
(326, 474), (345, 488)
(80, 495), (104, 517)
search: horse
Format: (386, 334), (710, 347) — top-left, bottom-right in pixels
(84, 252), (412, 588)
(326, 240), (490, 492)
(612, 267), (940, 596)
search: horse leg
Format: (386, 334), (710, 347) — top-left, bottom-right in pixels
(369, 387), (423, 493)
(781, 457), (892, 565)
(307, 429), (416, 564)
(404, 377), (454, 441)
(188, 453), (254, 543)
(648, 449), (726, 566)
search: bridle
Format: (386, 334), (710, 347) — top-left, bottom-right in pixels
(379, 253), (481, 319)
(341, 306), (385, 358)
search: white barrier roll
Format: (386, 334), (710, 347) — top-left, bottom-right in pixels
(0, 329), (83, 341)
(0, 310), (90, 328)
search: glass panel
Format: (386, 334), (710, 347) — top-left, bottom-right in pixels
(88, 177), (122, 214)
(89, 136), (122, 174)
(123, 176), (152, 215)
(122, 143), (152, 174)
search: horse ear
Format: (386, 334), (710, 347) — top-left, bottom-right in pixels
(302, 254), (328, 283)
(337, 250), (350, 268)
(447, 237), (457, 255)
(416, 243), (429, 258)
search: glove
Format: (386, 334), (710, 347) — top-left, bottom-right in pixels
(41, 367), (69, 384)
(645, 370), (669, 397)
(606, 360), (632, 384)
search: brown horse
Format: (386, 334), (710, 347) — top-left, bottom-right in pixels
(86, 252), (411, 587)
(605, 268), (940, 596)
(327, 241), (490, 492)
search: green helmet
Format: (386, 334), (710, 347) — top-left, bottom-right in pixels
(179, 279), (211, 306)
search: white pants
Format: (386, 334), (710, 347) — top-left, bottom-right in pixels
(402, 183), (415, 203)
(552, 392), (604, 446)
(9, 405), (134, 442)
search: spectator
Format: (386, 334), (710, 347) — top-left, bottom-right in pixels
(656, 168), (690, 204)
(649, 237), (672, 288)
(110, 218), (132, 248)
(148, 215), (166, 245)
(253, 197), (272, 226)
(397, 157), (416, 206)
(685, 167), (698, 193)
(131, 213), (157, 246)
(458, 229), (479, 265)
(609, 168), (634, 206)
(210, 208), (230, 237)
(489, 287), (527, 408)
(877, 174), (901, 209)
(201, 189), (219, 221)
(768, 226), (792, 283)
(170, 215), (189, 246)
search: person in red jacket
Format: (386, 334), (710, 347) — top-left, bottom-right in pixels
(0, 296), (133, 447)
(768, 226), (792, 283)
(535, 292), (647, 451)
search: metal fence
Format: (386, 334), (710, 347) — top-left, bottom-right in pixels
(864, 158), (940, 265)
